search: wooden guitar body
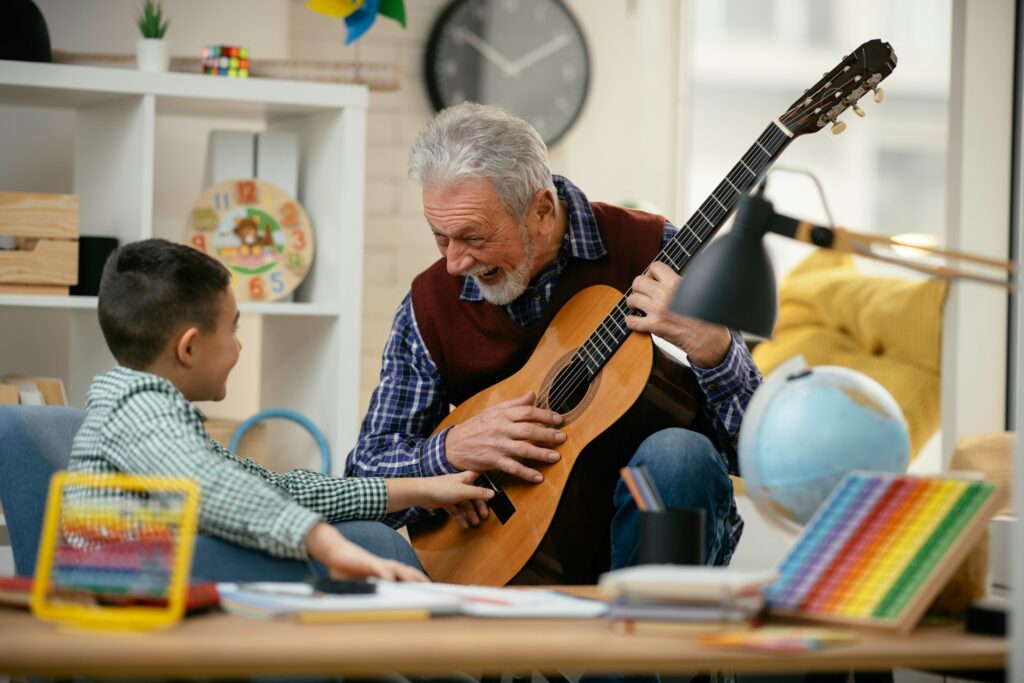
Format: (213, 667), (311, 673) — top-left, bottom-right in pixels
(409, 285), (656, 586)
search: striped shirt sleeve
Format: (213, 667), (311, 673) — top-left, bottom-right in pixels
(209, 440), (389, 522)
(690, 329), (762, 448)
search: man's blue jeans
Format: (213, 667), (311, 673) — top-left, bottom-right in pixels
(580, 429), (737, 683)
(610, 428), (737, 570)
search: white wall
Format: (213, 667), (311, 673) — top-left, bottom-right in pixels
(548, 1), (683, 217)
(35, 0), (291, 59)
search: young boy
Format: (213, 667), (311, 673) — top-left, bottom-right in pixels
(69, 238), (493, 582)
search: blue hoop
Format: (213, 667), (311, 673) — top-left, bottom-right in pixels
(229, 408), (331, 474)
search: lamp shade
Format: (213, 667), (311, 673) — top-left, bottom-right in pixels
(670, 195), (778, 338)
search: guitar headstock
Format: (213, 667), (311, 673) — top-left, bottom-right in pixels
(780, 39), (897, 138)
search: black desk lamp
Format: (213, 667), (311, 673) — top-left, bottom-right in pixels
(671, 181), (1016, 337)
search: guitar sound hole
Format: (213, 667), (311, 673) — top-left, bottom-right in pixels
(548, 361), (590, 414)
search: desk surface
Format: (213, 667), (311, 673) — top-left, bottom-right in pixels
(0, 608), (1006, 679)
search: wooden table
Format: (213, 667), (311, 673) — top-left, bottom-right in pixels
(0, 608), (1006, 679)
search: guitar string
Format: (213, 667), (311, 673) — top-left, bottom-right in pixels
(483, 66), (870, 490)
(538, 63), (867, 415)
(539, 125), (790, 415)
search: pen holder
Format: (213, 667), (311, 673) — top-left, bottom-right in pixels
(637, 507), (705, 565)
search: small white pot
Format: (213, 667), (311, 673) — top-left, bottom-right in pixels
(136, 38), (169, 72)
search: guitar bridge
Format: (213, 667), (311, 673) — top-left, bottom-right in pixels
(475, 472), (515, 524)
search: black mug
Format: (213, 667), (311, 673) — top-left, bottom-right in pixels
(637, 507), (706, 565)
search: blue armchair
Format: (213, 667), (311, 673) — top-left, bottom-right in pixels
(0, 405), (419, 581)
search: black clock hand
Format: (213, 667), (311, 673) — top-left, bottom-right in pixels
(457, 29), (518, 76)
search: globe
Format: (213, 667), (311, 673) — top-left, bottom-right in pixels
(738, 356), (910, 533)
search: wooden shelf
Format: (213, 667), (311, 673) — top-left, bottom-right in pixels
(0, 295), (342, 317)
(0, 60), (368, 473)
(0, 60), (368, 113)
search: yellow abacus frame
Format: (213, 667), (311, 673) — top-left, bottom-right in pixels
(31, 471), (201, 631)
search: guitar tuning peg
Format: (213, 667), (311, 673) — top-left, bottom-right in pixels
(853, 104), (866, 118)
(873, 87), (885, 103)
(831, 120), (848, 135)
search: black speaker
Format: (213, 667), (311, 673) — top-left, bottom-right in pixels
(71, 236), (119, 296)
(1, 0), (52, 63)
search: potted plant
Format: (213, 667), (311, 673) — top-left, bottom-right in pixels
(135, 0), (169, 72)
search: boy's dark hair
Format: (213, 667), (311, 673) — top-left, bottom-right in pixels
(98, 239), (231, 369)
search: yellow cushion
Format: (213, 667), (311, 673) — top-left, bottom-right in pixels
(751, 250), (948, 458)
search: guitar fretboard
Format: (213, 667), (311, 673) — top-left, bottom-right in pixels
(573, 121), (794, 379)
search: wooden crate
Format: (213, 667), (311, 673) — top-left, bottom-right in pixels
(0, 191), (79, 295)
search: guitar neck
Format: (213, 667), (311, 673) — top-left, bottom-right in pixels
(574, 120), (795, 377)
(657, 120), (794, 274)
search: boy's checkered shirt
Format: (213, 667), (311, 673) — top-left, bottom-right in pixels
(68, 366), (389, 559)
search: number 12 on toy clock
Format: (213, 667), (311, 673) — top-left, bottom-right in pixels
(237, 180), (258, 204)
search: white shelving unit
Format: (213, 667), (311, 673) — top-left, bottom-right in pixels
(0, 60), (368, 475)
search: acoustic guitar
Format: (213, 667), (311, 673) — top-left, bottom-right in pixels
(410, 39), (898, 586)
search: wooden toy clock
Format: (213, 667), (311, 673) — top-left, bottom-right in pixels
(184, 179), (314, 301)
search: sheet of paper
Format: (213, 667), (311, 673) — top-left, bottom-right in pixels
(401, 582), (609, 618)
(217, 581), (463, 618)
(217, 581), (609, 619)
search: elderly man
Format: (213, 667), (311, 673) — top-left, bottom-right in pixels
(346, 102), (761, 584)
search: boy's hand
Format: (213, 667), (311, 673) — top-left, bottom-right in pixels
(429, 471), (495, 530)
(304, 522), (428, 582)
(385, 470), (494, 520)
(422, 470), (494, 507)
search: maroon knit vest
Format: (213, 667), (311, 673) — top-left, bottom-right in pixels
(411, 202), (666, 405)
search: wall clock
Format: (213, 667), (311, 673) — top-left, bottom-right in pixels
(425, 0), (590, 146)
(184, 178), (314, 302)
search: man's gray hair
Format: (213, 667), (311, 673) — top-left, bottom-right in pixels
(408, 102), (556, 220)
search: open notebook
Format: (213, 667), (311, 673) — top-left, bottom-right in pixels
(218, 581), (608, 622)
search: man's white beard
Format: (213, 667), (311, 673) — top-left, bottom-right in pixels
(470, 257), (532, 305)
(467, 231), (536, 306)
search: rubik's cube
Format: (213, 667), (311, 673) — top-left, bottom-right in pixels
(201, 45), (249, 78)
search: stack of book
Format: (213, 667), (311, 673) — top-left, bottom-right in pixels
(599, 566), (777, 635)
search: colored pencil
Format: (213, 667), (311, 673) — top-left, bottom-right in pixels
(619, 467), (650, 512)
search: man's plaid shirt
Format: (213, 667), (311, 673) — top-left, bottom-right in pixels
(69, 366), (389, 559)
(346, 176), (761, 554)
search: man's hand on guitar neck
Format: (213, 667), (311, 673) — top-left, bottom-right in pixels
(625, 262), (732, 368)
(444, 392), (564, 527)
